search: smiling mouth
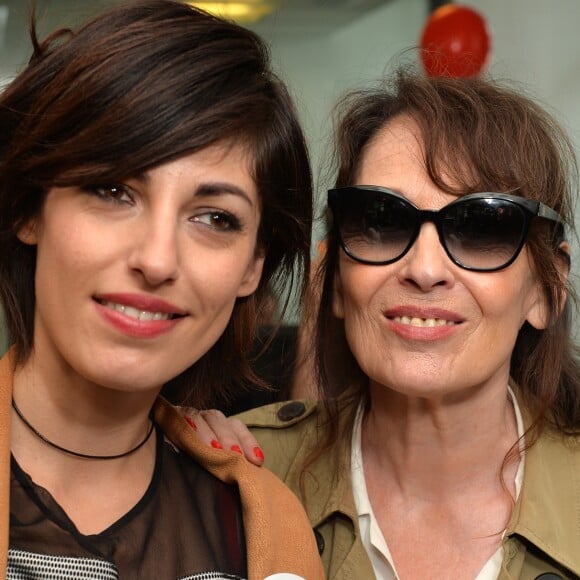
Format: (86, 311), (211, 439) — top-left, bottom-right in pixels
(97, 299), (182, 321)
(391, 316), (458, 328)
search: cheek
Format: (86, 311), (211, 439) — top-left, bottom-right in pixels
(470, 271), (540, 338)
(338, 286), (386, 382)
(337, 262), (387, 310)
(35, 222), (97, 285)
(185, 252), (257, 307)
(32, 225), (106, 340)
(335, 264), (385, 335)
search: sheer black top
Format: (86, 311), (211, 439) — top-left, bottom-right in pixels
(8, 425), (247, 579)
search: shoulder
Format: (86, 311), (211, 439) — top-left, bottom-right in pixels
(153, 398), (325, 578)
(235, 400), (322, 481)
(236, 399), (319, 429)
(511, 427), (580, 575)
(523, 424), (580, 496)
(536, 426), (580, 464)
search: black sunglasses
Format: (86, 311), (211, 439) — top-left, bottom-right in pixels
(328, 186), (565, 272)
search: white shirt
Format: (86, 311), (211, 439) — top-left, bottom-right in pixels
(350, 387), (525, 580)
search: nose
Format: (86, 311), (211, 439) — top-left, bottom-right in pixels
(127, 213), (180, 287)
(397, 222), (455, 291)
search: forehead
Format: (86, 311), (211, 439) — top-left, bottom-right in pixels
(356, 115), (426, 189)
(147, 139), (258, 199)
(355, 114), (476, 207)
(355, 115), (446, 205)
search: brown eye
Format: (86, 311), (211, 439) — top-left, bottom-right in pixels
(85, 184), (133, 205)
(191, 211), (241, 232)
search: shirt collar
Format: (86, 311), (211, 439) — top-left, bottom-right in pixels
(351, 403), (370, 518)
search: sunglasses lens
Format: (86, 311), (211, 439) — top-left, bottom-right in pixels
(335, 191), (416, 264)
(442, 199), (527, 270)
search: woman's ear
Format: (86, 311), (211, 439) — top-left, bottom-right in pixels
(557, 241), (571, 279)
(332, 267), (345, 319)
(16, 219), (39, 246)
(525, 284), (550, 330)
(236, 251), (265, 298)
(526, 241), (570, 330)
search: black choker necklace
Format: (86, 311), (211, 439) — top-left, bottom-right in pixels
(11, 399), (155, 460)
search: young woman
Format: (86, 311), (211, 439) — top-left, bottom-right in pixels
(0, 1), (324, 578)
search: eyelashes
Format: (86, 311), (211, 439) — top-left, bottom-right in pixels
(81, 183), (245, 233)
(190, 211), (242, 232)
(83, 183), (134, 205)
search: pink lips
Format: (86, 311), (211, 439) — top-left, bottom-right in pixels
(94, 293), (186, 339)
(384, 306), (463, 341)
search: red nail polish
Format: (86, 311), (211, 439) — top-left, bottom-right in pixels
(211, 439), (222, 449)
(185, 417), (197, 430)
(231, 445), (243, 455)
(253, 446), (264, 461)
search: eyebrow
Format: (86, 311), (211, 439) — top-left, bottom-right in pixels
(133, 174), (256, 207)
(194, 182), (256, 207)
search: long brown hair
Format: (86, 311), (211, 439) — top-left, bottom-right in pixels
(312, 67), (580, 466)
(0, 0), (312, 407)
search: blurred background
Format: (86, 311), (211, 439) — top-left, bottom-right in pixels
(1, 0), (579, 337)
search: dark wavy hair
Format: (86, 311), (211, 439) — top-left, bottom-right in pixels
(312, 68), (580, 463)
(0, 0), (312, 407)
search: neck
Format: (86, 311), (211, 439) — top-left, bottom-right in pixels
(11, 350), (159, 462)
(362, 380), (520, 500)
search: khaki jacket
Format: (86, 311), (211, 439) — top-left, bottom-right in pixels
(0, 353), (324, 580)
(239, 400), (580, 580)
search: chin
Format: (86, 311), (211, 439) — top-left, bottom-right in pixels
(78, 361), (173, 394)
(96, 375), (162, 394)
(83, 347), (194, 390)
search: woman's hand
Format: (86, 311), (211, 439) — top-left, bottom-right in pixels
(181, 408), (265, 466)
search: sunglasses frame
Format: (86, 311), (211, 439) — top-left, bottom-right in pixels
(328, 185), (565, 272)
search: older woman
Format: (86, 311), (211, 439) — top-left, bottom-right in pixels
(206, 69), (580, 580)
(0, 1), (324, 578)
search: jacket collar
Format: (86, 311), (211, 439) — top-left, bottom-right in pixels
(506, 422), (580, 575)
(281, 402), (358, 529)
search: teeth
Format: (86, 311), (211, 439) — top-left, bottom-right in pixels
(394, 316), (456, 327)
(102, 301), (172, 321)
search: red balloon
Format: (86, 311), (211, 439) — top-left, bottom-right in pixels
(420, 4), (491, 78)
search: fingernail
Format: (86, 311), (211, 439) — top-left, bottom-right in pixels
(253, 446), (264, 461)
(185, 417), (197, 430)
(230, 445), (243, 455)
(211, 439), (222, 449)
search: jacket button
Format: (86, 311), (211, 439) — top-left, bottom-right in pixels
(277, 401), (306, 422)
(535, 574), (564, 580)
(314, 529), (325, 555)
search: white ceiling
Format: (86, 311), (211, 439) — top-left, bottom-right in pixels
(0, 0), (395, 75)
(251, 0), (392, 39)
